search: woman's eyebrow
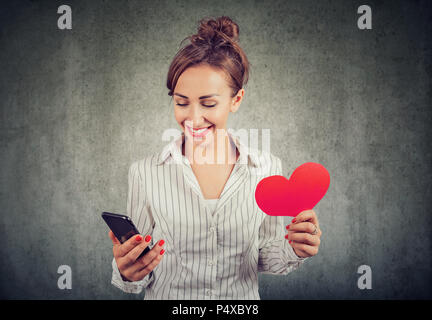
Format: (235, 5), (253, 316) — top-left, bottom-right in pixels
(174, 93), (220, 99)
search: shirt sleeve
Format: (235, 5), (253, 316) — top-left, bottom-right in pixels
(110, 160), (156, 293)
(111, 258), (155, 294)
(257, 156), (308, 275)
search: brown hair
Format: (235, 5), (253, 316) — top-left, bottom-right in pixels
(166, 16), (250, 98)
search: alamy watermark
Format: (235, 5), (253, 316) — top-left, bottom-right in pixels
(57, 5), (72, 30)
(357, 265), (372, 290)
(357, 5), (372, 30)
(161, 127), (274, 176)
(57, 265), (72, 290)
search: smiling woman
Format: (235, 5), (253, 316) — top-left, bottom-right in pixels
(167, 16), (250, 165)
(109, 16), (313, 300)
(173, 64), (243, 168)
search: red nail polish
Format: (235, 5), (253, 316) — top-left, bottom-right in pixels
(285, 234), (289, 239)
(145, 235), (151, 242)
(292, 218), (296, 223)
(159, 239), (165, 246)
(289, 240), (292, 244)
(135, 235), (143, 242)
(160, 249), (165, 255)
(286, 225), (290, 230)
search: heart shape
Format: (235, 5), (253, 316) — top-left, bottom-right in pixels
(254, 162), (330, 217)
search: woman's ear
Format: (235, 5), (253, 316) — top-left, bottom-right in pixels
(230, 88), (244, 113)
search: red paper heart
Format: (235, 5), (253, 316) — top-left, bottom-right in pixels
(254, 162), (330, 217)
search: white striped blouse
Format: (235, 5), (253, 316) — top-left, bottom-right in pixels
(111, 130), (307, 300)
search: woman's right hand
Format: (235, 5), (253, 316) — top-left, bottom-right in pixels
(109, 230), (165, 282)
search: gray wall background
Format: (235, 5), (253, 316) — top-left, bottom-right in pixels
(1, 0), (431, 299)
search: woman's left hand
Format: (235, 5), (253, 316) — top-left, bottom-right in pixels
(285, 209), (322, 258)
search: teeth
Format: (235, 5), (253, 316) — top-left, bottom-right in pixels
(190, 126), (211, 134)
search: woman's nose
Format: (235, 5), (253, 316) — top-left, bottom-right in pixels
(187, 105), (205, 125)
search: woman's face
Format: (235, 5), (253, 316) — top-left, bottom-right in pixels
(173, 64), (244, 147)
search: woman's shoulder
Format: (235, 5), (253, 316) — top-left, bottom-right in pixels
(128, 153), (160, 178)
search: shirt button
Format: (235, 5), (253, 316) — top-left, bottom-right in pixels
(208, 260), (214, 266)
(206, 289), (211, 296)
(209, 227), (215, 232)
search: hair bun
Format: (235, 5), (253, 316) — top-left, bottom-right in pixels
(168, 16), (250, 97)
(193, 16), (240, 46)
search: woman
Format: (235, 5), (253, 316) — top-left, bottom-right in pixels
(109, 16), (322, 300)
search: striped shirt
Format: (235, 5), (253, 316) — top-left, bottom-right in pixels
(204, 198), (219, 216)
(111, 130), (307, 299)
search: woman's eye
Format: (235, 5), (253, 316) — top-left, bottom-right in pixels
(176, 103), (216, 108)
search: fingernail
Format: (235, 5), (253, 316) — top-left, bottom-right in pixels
(135, 235), (143, 242)
(289, 240), (292, 244)
(285, 234), (289, 239)
(159, 239), (165, 246)
(145, 235), (151, 242)
(292, 218), (296, 223)
(160, 249), (165, 255)
(286, 225), (290, 230)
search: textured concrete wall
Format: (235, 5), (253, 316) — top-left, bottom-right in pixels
(0, 0), (431, 299)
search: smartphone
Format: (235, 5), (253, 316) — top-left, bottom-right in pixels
(101, 211), (150, 257)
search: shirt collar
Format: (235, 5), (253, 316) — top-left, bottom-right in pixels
(155, 130), (259, 167)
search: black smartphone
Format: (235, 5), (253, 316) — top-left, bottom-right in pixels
(101, 211), (150, 257)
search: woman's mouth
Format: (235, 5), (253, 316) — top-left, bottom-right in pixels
(186, 124), (214, 138)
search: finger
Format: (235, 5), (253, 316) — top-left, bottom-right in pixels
(292, 247), (309, 258)
(109, 230), (121, 245)
(290, 240), (319, 257)
(286, 221), (317, 235)
(287, 232), (320, 246)
(116, 234), (148, 258)
(292, 210), (319, 226)
(122, 243), (165, 281)
(136, 239), (166, 268)
(125, 241), (165, 281)
(287, 228), (322, 240)
(125, 235), (154, 263)
(134, 249), (165, 280)
(120, 253), (152, 280)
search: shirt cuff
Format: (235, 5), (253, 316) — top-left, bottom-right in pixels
(111, 258), (154, 294)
